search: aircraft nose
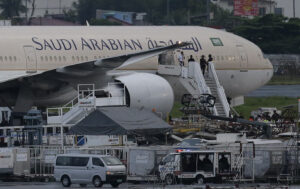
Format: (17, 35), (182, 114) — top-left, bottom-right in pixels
(266, 58), (273, 70)
(265, 58), (273, 83)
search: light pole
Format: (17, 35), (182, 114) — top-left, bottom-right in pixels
(59, 0), (62, 14)
(167, 0), (170, 24)
(206, 0), (210, 22)
(25, 0), (28, 23)
(293, 0), (296, 18)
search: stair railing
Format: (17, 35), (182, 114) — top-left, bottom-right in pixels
(208, 62), (230, 117)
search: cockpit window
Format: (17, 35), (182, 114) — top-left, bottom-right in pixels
(210, 38), (223, 46)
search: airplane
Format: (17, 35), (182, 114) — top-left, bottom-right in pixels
(0, 26), (273, 115)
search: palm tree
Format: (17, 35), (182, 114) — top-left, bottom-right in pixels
(0, 0), (26, 19)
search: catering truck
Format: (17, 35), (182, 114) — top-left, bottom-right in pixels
(159, 150), (233, 184)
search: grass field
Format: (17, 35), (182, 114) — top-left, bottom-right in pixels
(170, 97), (299, 119)
(170, 101), (184, 118)
(268, 75), (300, 85)
(234, 96), (298, 119)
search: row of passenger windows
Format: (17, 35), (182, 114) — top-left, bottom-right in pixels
(0, 56), (106, 63)
(0, 56), (17, 62)
(191, 55), (241, 62)
(40, 56), (105, 62)
(40, 56), (67, 62)
(0, 54), (253, 63)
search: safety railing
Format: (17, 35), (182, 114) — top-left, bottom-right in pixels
(208, 62), (230, 117)
(46, 83), (126, 125)
(188, 62), (210, 94)
(46, 96), (80, 125)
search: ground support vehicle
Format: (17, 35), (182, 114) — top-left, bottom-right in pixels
(159, 150), (234, 185)
(54, 154), (126, 187)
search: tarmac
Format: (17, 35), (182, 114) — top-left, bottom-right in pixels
(0, 182), (294, 189)
(247, 84), (300, 97)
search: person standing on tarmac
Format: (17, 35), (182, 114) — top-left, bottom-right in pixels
(200, 55), (207, 75)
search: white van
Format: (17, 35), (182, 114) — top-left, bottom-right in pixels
(54, 154), (126, 187)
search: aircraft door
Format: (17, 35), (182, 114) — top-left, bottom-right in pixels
(159, 51), (176, 65)
(23, 46), (37, 73)
(236, 45), (248, 69)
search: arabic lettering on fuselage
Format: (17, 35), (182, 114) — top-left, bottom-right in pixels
(32, 37), (202, 52)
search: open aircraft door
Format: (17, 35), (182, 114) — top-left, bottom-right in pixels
(236, 44), (248, 69)
(23, 46), (37, 73)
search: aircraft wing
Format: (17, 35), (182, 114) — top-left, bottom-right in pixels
(0, 42), (189, 93)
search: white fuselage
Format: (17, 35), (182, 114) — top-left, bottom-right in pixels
(0, 26), (273, 105)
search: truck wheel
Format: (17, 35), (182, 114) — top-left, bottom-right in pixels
(196, 175), (205, 185)
(61, 175), (71, 187)
(165, 174), (174, 185)
(111, 182), (120, 188)
(93, 176), (103, 187)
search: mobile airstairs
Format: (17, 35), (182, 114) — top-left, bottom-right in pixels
(158, 62), (230, 117)
(47, 83), (126, 125)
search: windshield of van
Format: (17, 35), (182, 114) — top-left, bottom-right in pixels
(101, 156), (123, 166)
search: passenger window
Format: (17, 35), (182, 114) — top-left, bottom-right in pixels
(197, 153), (214, 172)
(49, 56), (52, 61)
(76, 56), (79, 61)
(63, 56), (66, 61)
(85, 56), (88, 61)
(9, 56), (12, 62)
(72, 157), (89, 167)
(0, 56), (3, 61)
(93, 158), (104, 167)
(56, 156), (72, 166)
(45, 56), (48, 62)
(182, 153), (197, 172)
(58, 56), (62, 62)
(47, 127), (52, 134)
(72, 56), (75, 61)
(218, 153), (231, 173)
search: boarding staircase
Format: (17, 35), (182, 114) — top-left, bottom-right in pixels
(206, 63), (230, 117)
(47, 83), (126, 125)
(158, 62), (230, 117)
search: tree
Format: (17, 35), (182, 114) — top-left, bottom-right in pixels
(26, 0), (36, 25)
(0, 0), (26, 19)
(231, 14), (300, 54)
